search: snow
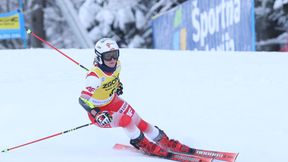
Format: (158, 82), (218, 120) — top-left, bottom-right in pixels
(78, 0), (100, 29)
(116, 8), (135, 32)
(273, 0), (288, 9)
(1, 48), (288, 162)
(135, 9), (146, 30)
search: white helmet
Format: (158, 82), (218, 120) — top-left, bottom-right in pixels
(94, 38), (120, 65)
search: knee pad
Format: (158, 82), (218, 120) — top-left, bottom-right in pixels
(119, 115), (132, 127)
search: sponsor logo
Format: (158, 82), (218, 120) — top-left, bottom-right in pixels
(106, 43), (112, 48)
(102, 77), (119, 89)
(0, 15), (19, 29)
(191, 0), (240, 48)
(119, 102), (128, 113)
(174, 155), (198, 162)
(196, 150), (224, 158)
(126, 108), (134, 117)
(90, 96), (114, 106)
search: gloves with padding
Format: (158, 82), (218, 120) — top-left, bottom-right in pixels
(116, 82), (123, 96)
(95, 111), (113, 127)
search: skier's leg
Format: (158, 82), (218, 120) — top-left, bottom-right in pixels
(128, 117), (193, 153)
(120, 116), (169, 157)
(134, 115), (161, 140)
(101, 98), (169, 156)
(152, 126), (194, 153)
(122, 106), (194, 153)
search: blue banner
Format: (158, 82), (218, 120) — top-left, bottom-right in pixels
(152, 0), (255, 51)
(0, 9), (27, 47)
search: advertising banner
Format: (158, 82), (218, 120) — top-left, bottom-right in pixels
(0, 9), (27, 47)
(152, 0), (255, 51)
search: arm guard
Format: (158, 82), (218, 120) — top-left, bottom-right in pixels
(79, 97), (100, 117)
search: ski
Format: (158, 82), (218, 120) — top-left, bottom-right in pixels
(188, 148), (239, 162)
(113, 143), (213, 162)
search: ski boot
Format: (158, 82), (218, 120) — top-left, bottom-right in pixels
(130, 132), (171, 157)
(153, 126), (196, 154)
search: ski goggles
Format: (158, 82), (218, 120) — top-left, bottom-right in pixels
(102, 50), (119, 61)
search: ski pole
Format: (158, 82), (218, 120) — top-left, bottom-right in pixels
(3, 30), (92, 153)
(1, 123), (93, 153)
(26, 28), (89, 72)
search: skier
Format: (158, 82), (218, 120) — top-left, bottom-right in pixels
(79, 38), (193, 157)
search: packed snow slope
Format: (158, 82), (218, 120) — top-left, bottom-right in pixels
(0, 49), (287, 162)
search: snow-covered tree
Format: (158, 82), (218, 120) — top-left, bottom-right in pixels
(1, 0), (187, 49)
(78, 0), (187, 48)
(255, 0), (288, 51)
(2, 0), (288, 51)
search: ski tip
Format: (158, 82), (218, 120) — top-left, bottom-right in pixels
(113, 143), (135, 151)
(113, 143), (122, 149)
(234, 152), (240, 161)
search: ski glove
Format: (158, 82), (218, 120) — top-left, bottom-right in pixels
(116, 82), (123, 96)
(95, 111), (113, 127)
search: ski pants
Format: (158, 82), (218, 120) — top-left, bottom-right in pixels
(81, 95), (154, 135)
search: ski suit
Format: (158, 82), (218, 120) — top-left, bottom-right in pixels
(79, 61), (158, 139)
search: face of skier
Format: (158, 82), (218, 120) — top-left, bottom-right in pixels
(102, 50), (119, 68)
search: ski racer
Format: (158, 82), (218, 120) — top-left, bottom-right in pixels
(79, 38), (193, 157)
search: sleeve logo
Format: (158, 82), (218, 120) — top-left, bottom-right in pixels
(86, 86), (96, 93)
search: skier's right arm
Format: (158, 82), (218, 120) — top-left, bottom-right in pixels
(79, 72), (101, 117)
(79, 72), (113, 126)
